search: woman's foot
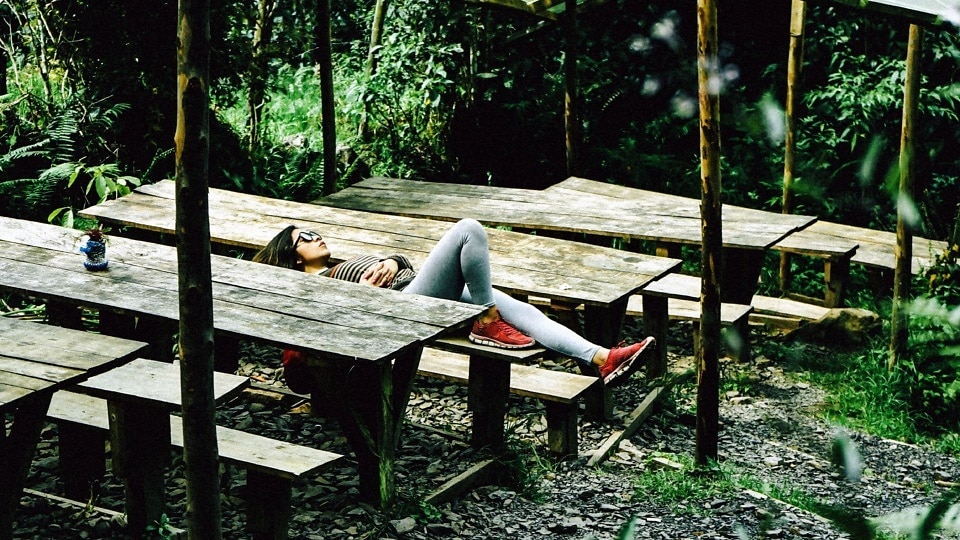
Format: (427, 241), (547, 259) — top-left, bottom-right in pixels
(469, 318), (535, 349)
(598, 336), (656, 386)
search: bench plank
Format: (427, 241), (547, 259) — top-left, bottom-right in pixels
(419, 348), (596, 403)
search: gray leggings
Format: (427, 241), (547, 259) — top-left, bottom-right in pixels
(403, 219), (599, 367)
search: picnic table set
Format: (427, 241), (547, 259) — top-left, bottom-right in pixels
(5, 174), (940, 536)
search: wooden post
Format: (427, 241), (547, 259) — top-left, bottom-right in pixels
(358, 0), (389, 141)
(889, 24), (923, 369)
(175, 1), (221, 537)
(563, 0), (580, 176)
(779, 0), (806, 294)
(247, 0), (276, 153)
(696, 0), (722, 467)
(318, 0), (338, 195)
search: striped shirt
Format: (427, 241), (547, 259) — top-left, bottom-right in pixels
(319, 254), (417, 291)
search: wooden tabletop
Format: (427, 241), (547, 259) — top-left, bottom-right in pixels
(0, 317), (148, 411)
(0, 216), (481, 364)
(80, 179), (681, 307)
(317, 176), (817, 251)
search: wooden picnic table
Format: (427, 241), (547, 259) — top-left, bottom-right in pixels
(0, 215), (482, 509)
(0, 317), (147, 540)
(77, 358), (249, 535)
(81, 179), (682, 348)
(316, 176), (823, 306)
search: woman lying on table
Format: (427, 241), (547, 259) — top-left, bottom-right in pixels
(252, 218), (654, 389)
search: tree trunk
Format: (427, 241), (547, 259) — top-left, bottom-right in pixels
(175, 1), (220, 537)
(780, 0), (806, 294)
(889, 24), (923, 369)
(247, 0), (276, 153)
(563, 0), (580, 176)
(358, 0), (389, 140)
(318, 0), (338, 195)
(696, 0), (722, 468)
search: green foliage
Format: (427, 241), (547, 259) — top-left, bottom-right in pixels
(632, 454), (738, 514)
(340, 0), (473, 180)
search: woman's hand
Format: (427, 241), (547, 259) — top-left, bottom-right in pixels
(361, 258), (399, 287)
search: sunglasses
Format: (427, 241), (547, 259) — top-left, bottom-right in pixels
(294, 230), (323, 249)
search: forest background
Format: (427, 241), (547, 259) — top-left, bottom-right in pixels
(2, 0), (960, 448)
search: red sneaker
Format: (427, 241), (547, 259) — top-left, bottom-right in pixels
(598, 336), (656, 387)
(469, 318), (535, 349)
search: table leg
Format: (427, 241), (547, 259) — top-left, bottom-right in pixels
(823, 255), (851, 308)
(108, 401), (171, 535)
(467, 354), (509, 450)
(0, 392), (53, 540)
(720, 247), (764, 306)
(582, 299), (628, 348)
(311, 345), (423, 509)
(641, 294), (669, 379)
(721, 247), (764, 364)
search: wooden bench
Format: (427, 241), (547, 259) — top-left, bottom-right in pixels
(774, 220), (947, 290)
(634, 273), (753, 370)
(47, 390), (343, 540)
(418, 339), (598, 457)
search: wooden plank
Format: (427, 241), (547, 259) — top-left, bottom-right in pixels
(47, 391), (343, 480)
(0, 318), (148, 362)
(624, 297), (751, 324)
(776, 220), (947, 274)
(78, 358), (250, 408)
(586, 385), (667, 467)
(424, 459), (505, 507)
(429, 336), (546, 362)
(0, 357), (84, 385)
(750, 295), (831, 320)
(418, 348), (597, 403)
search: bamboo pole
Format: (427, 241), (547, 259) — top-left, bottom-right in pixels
(175, 0), (221, 537)
(318, 0), (338, 195)
(779, 0), (807, 294)
(696, 0), (722, 467)
(889, 24), (923, 369)
(358, 0), (389, 141)
(563, 0), (579, 176)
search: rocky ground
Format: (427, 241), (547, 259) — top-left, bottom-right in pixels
(9, 320), (960, 539)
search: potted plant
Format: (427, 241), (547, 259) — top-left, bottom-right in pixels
(80, 225), (109, 271)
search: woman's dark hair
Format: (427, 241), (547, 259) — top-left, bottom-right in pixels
(252, 225), (303, 271)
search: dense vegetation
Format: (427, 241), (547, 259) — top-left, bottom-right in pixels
(2, 0), (959, 467)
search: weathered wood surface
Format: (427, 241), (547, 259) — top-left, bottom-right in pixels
(48, 391), (343, 480)
(419, 348), (597, 403)
(0, 215), (481, 509)
(81, 180), (681, 308)
(775, 219), (946, 275)
(0, 318), (147, 411)
(77, 358), (249, 409)
(0, 318), (147, 540)
(317, 176), (815, 251)
(0, 215), (480, 363)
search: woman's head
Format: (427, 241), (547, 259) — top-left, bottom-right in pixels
(253, 225), (330, 272)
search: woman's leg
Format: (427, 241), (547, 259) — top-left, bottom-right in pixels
(462, 288), (600, 369)
(403, 219), (496, 307)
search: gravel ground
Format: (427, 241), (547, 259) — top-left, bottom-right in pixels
(9, 320), (960, 539)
